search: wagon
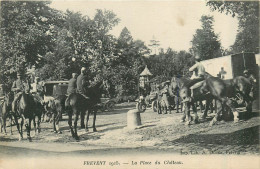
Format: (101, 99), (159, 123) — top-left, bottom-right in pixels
(201, 52), (258, 80)
(43, 80), (69, 102)
(201, 52), (259, 108)
(97, 98), (116, 112)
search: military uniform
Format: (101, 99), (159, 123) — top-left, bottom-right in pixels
(12, 78), (26, 112)
(76, 73), (90, 100)
(67, 77), (77, 95)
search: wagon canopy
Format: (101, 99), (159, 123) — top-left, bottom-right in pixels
(201, 52), (257, 79)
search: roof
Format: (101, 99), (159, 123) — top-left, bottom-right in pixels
(140, 65), (152, 76)
(43, 80), (69, 85)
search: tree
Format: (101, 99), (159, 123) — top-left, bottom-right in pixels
(206, 1), (259, 53)
(0, 1), (62, 87)
(190, 15), (222, 60)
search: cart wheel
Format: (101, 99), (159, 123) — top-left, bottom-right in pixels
(106, 101), (115, 112)
(152, 101), (157, 112)
(136, 102), (146, 112)
(100, 105), (105, 112)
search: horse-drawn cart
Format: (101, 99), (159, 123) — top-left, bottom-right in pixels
(97, 98), (116, 112)
(43, 80), (69, 102)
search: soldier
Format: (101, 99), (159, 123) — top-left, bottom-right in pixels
(161, 81), (171, 114)
(183, 54), (206, 102)
(243, 69), (257, 98)
(11, 73), (27, 112)
(31, 77), (44, 102)
(243, 69), (256, 84)
(77, 67), (89, 99)
(67, 73), (78, 95)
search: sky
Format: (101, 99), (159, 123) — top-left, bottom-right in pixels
(50, 0), (239, 52)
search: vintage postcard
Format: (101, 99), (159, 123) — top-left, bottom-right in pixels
(0, 0), (259, 169)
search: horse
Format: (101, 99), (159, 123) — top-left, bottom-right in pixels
(45, 94), (66, 134)
(65, 81), (104, 140)
(31, 91), (45, 134)
(12, 80), (39, 141)
(200, 74), (253, 125)
(169, 76), (214, 125)
(0, 92), (14, 135)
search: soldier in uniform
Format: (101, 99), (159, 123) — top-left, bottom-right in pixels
(77, 67), (89, 99)
(183, 54), (206, 102)
(67, 73), (78, 95)
(31, 77), (44, 102)
(11, 73), (27, 112)
(243, 69), (257, 98)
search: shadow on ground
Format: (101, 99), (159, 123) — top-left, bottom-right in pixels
(169, 125), (259, 145)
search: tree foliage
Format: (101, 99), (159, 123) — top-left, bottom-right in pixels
(190, 15), (222, 60)
(206, 1), (259, 53)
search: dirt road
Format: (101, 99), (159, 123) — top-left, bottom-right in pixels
(0, 102), (259, 157)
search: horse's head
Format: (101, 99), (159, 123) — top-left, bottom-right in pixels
(179, 86), (189, 101)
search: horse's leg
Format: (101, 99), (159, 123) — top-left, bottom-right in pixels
(85, 110), (90, 132)
(203, 99), (211, 119)
(210, 100), (222, 126)
(73, 112), (79, 140)
(185, 102), (192, 125)
(55, 111), (62, 134)
(80, 111), (85, 129)
(68, 111), (75, 138)
(199, 101), (203, 113)
(33, 116), (37, 135)
(25, 117), (32, 142)
(225, 98), (239, 122)
(53, 113), (57, 133)
(37, 114), (41, 133)
(13, 116), (22, 141)
(9, 115), (13, 135)
(180, 103), (186, 122)
(192, 102), (199, 124)
(93, 109), (97, 132)
(3, 115), (7, 135)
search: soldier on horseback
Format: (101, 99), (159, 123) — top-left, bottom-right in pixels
(67, 73), (78, 95)
(11, 72), (30, 112)
(76, 67), (89, 99)
(183, 54), (206, 102)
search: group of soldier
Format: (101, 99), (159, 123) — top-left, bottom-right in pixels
(147, 53), (257, 114)
(10, 66), (90, 112)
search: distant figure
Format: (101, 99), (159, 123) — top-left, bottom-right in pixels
(218, 67), (226, 79)
(67, 73), (78, 95)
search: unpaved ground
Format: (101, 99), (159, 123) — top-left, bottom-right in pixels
(0, 102), (259, 156)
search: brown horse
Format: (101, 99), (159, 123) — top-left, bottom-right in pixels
(65, 81), (104, 140)
(200, 75), (253, 125)
(12, 80), (41, 141)
(45, 94), (66, 134)
(0, 92), (14, 135)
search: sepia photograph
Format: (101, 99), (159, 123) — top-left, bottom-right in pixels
(0, 0), (259, 169)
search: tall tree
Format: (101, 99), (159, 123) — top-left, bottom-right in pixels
(0, 1), (62, 86)
(206, 1), (259, 53)
(190, 15), (222, 60)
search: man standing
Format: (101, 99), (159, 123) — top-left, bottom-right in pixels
(77, 67), (89, 99)
(243, 69), (257, 98)
(12, 73), (26, 112)
(67, 73), (78, 95)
